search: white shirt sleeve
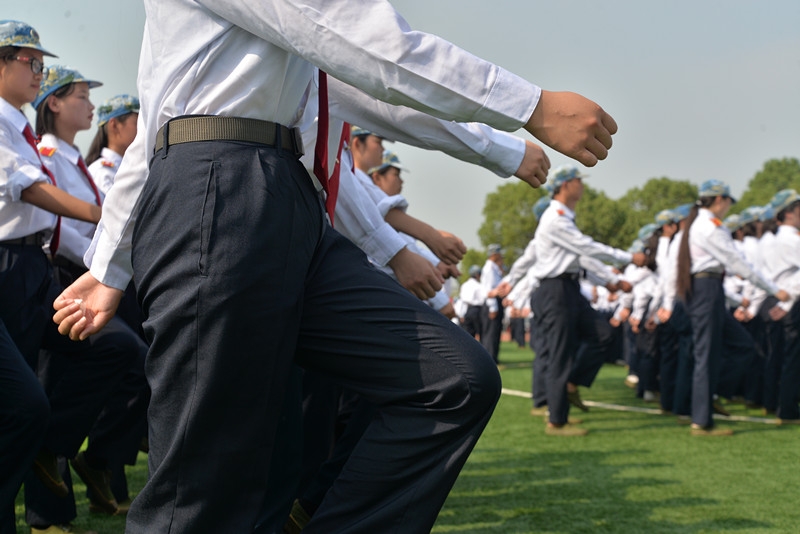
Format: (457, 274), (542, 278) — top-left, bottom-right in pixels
(328, 77), (525, 178)
(548, 214), (633, 267)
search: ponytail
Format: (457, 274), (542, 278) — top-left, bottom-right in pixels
(85, 124), (108, 165)
(676, 198), (714, 300)
(676, 205), (698, 301)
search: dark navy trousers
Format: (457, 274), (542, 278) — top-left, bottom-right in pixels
(0, 320), (49, 534)
(777, 301), (800, 420)
(530, 277), (614, 425)
(687, 278), (756, 427)
(126, 138), (501, 534)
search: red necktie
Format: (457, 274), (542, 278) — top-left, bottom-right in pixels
(76, 156), (103, 206)
(313, 71), (349, 226)
(22, 124), (60, 254)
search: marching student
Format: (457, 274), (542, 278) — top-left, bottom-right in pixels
(763, 189), (800, 424)
(757, 204), (785, 415)
(676, 180), (788, 436)
(30, 65), (148, 524)
(0, 20), (104, 534)
(529, 164), (645, 436)
(481, 243), (507, 363)
(86, 94), (139, 195)
(52, 1), (618, 530)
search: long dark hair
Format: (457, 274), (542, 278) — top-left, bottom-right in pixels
(676, 197), (715, 300)
(85, 112), (136, 164)
(35, 83), (75, 137)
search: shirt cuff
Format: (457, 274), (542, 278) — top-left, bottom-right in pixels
(86, 227), (133, 291)
(472, 69), (541, 131)
(360, 222), (407, 267)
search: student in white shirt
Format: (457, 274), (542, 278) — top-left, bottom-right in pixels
(764, 189), (800, 423)
(0, 21), (104, 534)
(529, 165), (644, 436)
(86, 94), (140, 195)
(52, 2), (619, 531)
(29, 65), (149, 525)
(675, 180), (788, 436)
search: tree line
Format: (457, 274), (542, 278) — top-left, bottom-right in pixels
(459, 157), (800, 281)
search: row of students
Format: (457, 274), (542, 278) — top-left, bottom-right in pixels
(602, 182), (797, 435)
(0, 20), (147, 533)
(500, 170), (799, 438)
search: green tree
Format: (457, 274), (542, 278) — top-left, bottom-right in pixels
(616, 177), (697, 243)
(458, 249), (487, 285)
(476, 181), (548, 267)
(574, 185), (633, 250)
(735, 158), (800, 210)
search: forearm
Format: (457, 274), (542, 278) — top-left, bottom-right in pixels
(21, 182), (101, 223)
(385, 208), (437, 246)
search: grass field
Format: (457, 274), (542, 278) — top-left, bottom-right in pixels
(16, 342), (800, 533)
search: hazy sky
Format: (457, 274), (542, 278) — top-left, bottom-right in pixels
(9, 1), (800, 249)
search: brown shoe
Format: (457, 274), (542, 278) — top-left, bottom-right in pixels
(30, 524), (98, 534)
(70, 452), (119, 515)
(543, 412), (583, 425)
(529, 406), (548, 417)
(567, 389), (589, 412)
(32, 450), (69, 498)
(690, 424), (733, 436)
(675, 416), (692, 426)
(545, 423), (588, 436)
(89, 498), (129, 516)
(283, 499), (312, 533)
(777, 418), (800, 426)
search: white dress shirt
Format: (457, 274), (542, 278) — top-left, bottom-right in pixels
(0, 97), (57, 240)
(689, 208), (777, 295)
(660, 231), (681, 313)
(631, 271), (662, 323)
(87, 147), (123, 196)
(38, 134), (103, 267)
(771, 224), (800, 310)
(481, 259), (504, 312)
(529, 199), (632, 281)
(87, 0), (541, 290)
(459, 277), (488, 307)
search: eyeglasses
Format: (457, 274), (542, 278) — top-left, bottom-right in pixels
(10, 56), (44, 75)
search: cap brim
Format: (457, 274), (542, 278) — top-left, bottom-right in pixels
(17, 43), (57, 58)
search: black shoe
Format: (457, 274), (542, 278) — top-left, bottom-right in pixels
(70, 452), (119, 515)
(32, 450), (69, 498)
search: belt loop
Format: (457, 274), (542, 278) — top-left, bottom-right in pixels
(161, 120), (170, 159)
(274, 122), (282, 149)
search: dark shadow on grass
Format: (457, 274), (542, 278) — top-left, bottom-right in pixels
(433, 449), (773, 533)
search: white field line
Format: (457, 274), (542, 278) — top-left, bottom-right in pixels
(500, 387), (781, 424)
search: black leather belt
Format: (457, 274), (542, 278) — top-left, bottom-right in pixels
(0, 232), (46, 247)
(154, 116), (304, 157)
(548, 272), (580, 281)
(692, 271), (724, 279)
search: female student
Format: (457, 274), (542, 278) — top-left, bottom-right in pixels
(676, 180), (788, 436)
(0, 20), (103, 534)
(86, 94), (139, 195)
(29, 65), (148, 527)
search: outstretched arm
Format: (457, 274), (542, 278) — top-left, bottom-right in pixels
(384, 209), (466, 265)
(524, 90), (617, 167)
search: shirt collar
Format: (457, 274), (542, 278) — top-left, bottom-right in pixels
(0, 96), (31, 133)
(40, 133), (81, 164)
(550, 198), (575, 220)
